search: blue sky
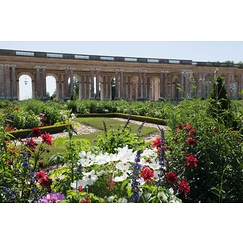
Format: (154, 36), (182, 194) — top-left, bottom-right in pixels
(1, 1), (243, 99)
(0, 41), (243, 63)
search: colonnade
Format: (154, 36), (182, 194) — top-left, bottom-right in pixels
(1, 64), (243, 101)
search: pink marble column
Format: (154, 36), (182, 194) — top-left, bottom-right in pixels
(115, 69), (119, 99)
(5, 65), (11, 99)
(90, 69), (94, 98)
(85, 74), (90, 99)
(11, 65), (17, 100)
(0, 64), (4, 99)
(42, 66), (47, 99)
(107, 75), (111, 100)
(64, 68), (69, 100)
(103, 75), (107, 100)
(143, 71), (147, 98)
(35, 66), (41, 98)
(165, 71), (168, 99)
(70, 68), (74, 97)
(96, 69), (100, 99)
(81, 75), (85, 99)
(160, 71), (164, 98)
(120, 70), (124, 99)
(127, 75), (131, 100)
(138, 70), (142, 99)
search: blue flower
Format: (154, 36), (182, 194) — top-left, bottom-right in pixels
(130, 151), (142, 202)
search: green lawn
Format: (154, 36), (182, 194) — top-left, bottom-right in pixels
(41, 117), (158, 167)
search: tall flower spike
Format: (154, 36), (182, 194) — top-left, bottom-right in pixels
(157, 125), (166, 187)
(130, 150), (142, 202)
(123, 110), (132, 130)
(102, 120), (107, 137)
(138, 121), (146, 135)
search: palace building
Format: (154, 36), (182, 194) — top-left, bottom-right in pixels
(0, 48), (242, 101)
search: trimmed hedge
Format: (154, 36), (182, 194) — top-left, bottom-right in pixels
(8, 124), (69, 140)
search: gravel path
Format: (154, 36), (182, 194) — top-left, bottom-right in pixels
(17, 118), (169, 144)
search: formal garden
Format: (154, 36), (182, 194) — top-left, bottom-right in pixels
(1, 75), (243, 203)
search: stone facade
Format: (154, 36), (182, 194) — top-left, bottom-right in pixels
(0, 49), (242, 101)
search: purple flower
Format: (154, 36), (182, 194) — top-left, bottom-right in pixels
(38, 192), (65, 203)
(130, 150), (142, 202)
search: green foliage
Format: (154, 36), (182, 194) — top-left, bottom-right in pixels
(165, 108), (243, 202)
(208, 76), (238, 129)
(94, 120), (146, 154)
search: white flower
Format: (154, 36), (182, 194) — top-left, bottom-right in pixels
(148, 161), (160, 170)
(70, 180), (87, 189)
(116, 145), (136, 163)
(158, 191), (168, 202)
(71, 113), (76, 119)
(78, 151), (95, 167)
(141, 148), (158, 160)
(169, 187), (174, 195)
(116, 161), (131, 174)
(152, 170), (160, 181)
(95, 152), (113, 165)
(82, 170), (98, 185)
(96, 170), (105, 176)
(119, 197), (128, 203)
(113, 173), (128, 182)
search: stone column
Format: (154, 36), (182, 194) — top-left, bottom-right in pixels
(85, 74), (90, 99)
(160, 71), (164, 98)
(0, 64), (4, 99)
(164, 71), (169, 99)
(115, 69), (119, 99)
(57, 73), (63, 101)
(107, 75), (111, 100)
(96, 69), (100, 99)
(197, 73), (202, 98)
(11, 65), (17, 100)
(5, 65), (11, 99)
(64, 68), (69, 100)
(127, 75), (131, 100)
(90, 68), (95, 99)
(35, 66), (41, 98)
(70, 68), (74, 98)
(123, 76), (127, 99)
(81, 74), (85, 99)
(103, 75), (107, 100)
(143, 70), (147, 98)
(138, 70), (142, 99)
(42, 66), (47, 100)
(120, 69), (124, 99)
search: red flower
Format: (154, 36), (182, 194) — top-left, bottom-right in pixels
(152, 137), (162, 148)
(141, 167), (154, 183)
(80, 199), (91, 203)
(213, 127), (218, 133)
(178, 179), (190, 195)
(35, 171), (48, 181)
(176, 124), (184, 132)
(166, 172), (177, 184)
(32, 127), (42, 137)
(186, 123), (196, 135)
(41, 132), (52, 145)
(186, 137), (197, 146)
(6, 160), (13, 165)
(106, 178), (115, 190)
(25, 138), (37, 151)
(186, 154), (198, 168)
